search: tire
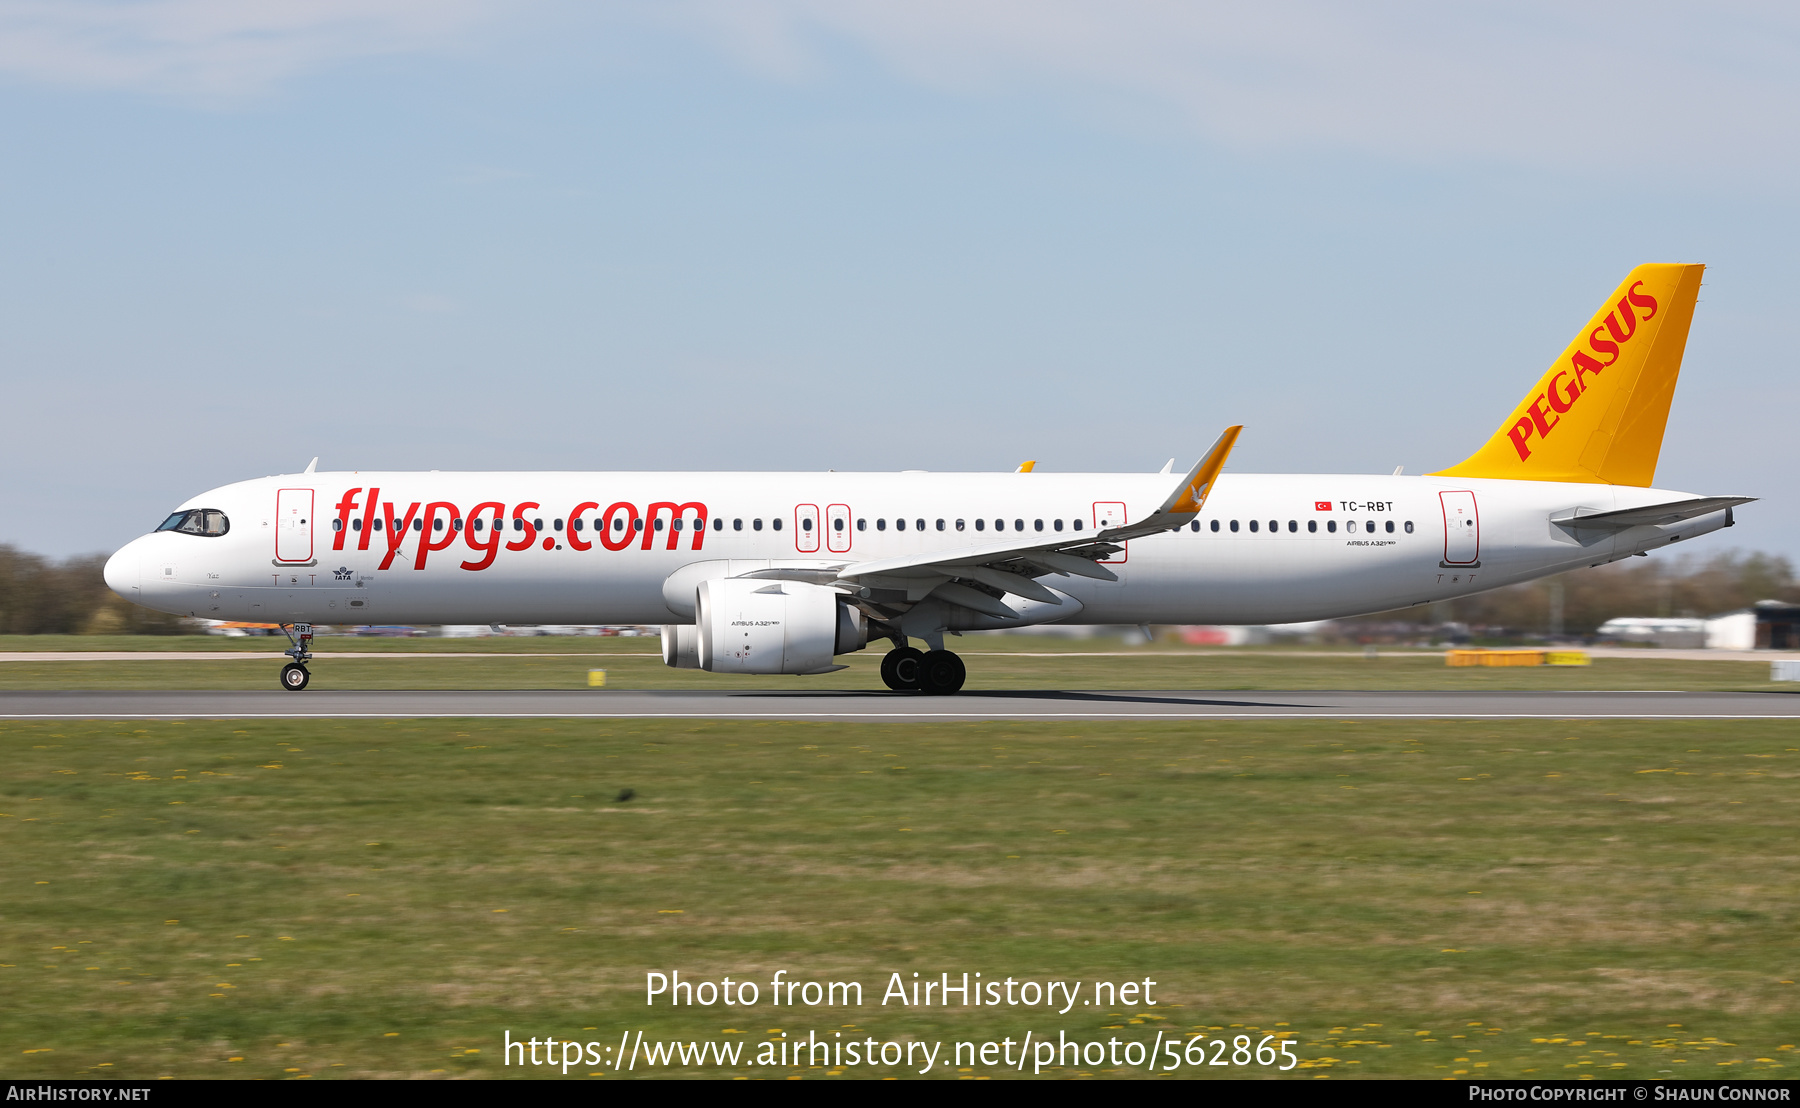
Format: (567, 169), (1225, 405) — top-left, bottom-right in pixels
(918, 650), (966, 695)
(280, 663), (311, 691)
(880, 647), (924, 691)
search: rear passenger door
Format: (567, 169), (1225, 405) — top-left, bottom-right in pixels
(1440, 490), (1479, 565)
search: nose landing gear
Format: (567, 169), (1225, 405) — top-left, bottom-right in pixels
(278, 623), (314, 692)
(880, 645), (966, 694)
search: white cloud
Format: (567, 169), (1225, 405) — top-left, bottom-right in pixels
(2, 0), (1796, 177)
(661, 0), (1800, 177)
(0, 0), (502, 98)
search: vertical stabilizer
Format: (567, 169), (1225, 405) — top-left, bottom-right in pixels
(1431, 263), (1704, 486)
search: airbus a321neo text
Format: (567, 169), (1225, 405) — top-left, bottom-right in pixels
(106, 264), (1751, 693)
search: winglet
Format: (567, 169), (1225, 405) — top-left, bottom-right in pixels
(1015, 460), (1036, 473)
(1162, 426), (1241, 515)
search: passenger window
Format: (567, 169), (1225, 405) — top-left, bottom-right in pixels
(876, 518), (887, 531)
(1230, 520), (1239, 532)
(896, 519), (905, 531)
(533, 518), (544, 531)
(513, 518), (523, 532)
(915, 519), (925, 531)
(1190, 521), (1200, 532)
(753, 519), (763, 531)
(834, 518), (844, 531)
(1366, 520), (1374, 533)
(1015, 519), (1024, 531)
(714, 518), (724, 531)
(1072, 520), (1082, 531)
(1288, 520), (1297, 532)
(802, 517), (812, 532)
(994, 519), (1005, 531)
(1249, 519), (1259, 532)
(933, 519), (943, 531)
(433, 518), (444, 532)
(332, 519), (342, 531)
(615, 518), (626, 532)
(553, 518), (563, 532)
(975, 519), (985, 531)
(1035, 520), (1043, 532)
(1054, 519), (1064, 532)
(413, 518), (424, 532)
(1385, 520), (1394, 533)
(733, 518), (743, 531)
(1210, 519), (1220, 532)
(773, 518), (784, 531)
(453, 518), (462, 531)
(955, 519), (965, 531)
(1307, 520), (1316, 533)
(655, 518), (664, 531)
(673, 519), (683, 531)
(633, 518), (644, 532)
(1347, 520), (1358, 533)
(1330, 520), (1340, 533)
(1269, 520), (1277, 533)
(1404, 521), (1414, 533)
(354, 519), (364, 532)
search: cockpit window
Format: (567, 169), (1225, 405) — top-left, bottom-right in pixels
(155, 509), (230, 537)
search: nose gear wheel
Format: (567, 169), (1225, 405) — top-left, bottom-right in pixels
(277, 623), (315, 691)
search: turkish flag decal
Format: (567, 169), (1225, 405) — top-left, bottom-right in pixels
(1314, 501), (1332, 511)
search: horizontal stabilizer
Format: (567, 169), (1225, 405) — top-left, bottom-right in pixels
(1552, 496), (1755, 531)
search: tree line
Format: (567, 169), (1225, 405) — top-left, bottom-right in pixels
(0, 545), (188, 634)
(1351, 549), (1800, 637)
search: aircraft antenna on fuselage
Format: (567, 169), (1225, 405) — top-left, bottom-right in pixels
(303, 457), (318, 475)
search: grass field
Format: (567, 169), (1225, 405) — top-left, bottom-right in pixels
(3, 715), (1795, 1079)
(0, 634), (1791, 692)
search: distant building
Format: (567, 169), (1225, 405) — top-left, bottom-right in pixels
(1595, 617), (1707, 649)
(1703, 601), (1800, 650)
(1598, 602), (1800, 650)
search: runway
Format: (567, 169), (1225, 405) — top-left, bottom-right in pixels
(3, 688), (1798, 721)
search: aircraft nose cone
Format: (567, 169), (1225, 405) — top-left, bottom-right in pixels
(103, 545), (139, 598)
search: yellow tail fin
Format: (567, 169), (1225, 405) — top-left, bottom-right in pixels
(1431, 263), (1704, 486)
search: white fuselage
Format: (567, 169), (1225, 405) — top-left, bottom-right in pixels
(104, 470), (1729, 628)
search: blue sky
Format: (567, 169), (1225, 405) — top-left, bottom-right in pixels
(3, 2), (1797, 562)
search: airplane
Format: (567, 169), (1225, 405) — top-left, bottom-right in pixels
(104, 263), (1751, 694)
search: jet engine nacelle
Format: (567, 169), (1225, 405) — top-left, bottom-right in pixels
(685, 578), (865, 674)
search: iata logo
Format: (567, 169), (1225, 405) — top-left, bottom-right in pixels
(1507, 281), (1659, 461)
(333, 566), (352, 581)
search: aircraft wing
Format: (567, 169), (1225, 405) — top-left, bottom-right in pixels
(834, 426), (1242, 610)
(1552, 495), (1756, 531)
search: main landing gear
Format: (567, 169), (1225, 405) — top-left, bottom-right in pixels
(278, 622), (314, 692)
(880, 645), (966, 695)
